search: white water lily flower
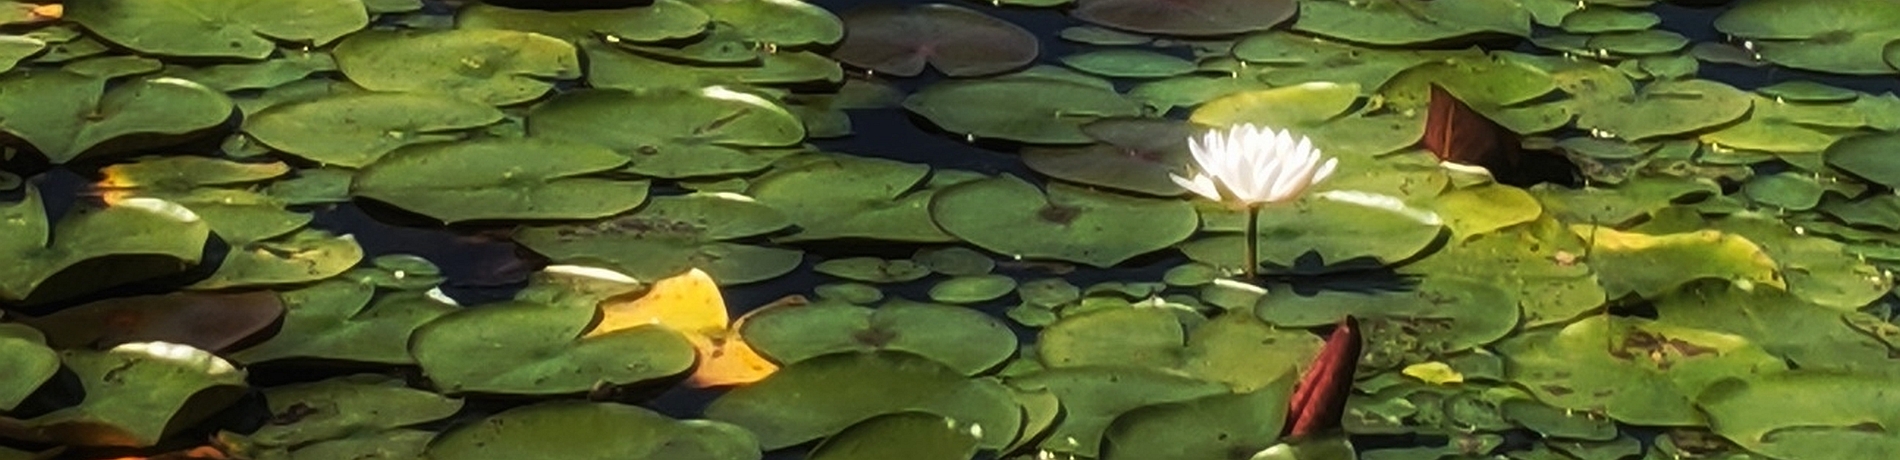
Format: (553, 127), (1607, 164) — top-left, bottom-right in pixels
(1172, 124), (1339, 209)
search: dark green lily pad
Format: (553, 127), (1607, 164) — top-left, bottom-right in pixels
(1743, 172), (1826, 210)
(1825, 132), (1900, 189)
(1295, 0), (1531, 45)
(1714, 0), (1900, 75)
(829, 3), (1037, 77)
(231, 283), (455, 365)
(0, 187), (210, 302)
(1190, 81), (1426, 157)
(1180, 192), (1445, 273)
(1061, 49), (1195, 78)
(242, 92), (504, 168)
(1103, 375), (1296, 460)
(813, 257), (932, 283)
(1008, 366), (1230, 458)
(1258, 276), (1517, 362)
(928, 275), (1017, 304)
(913, 246), (995, 276)
(1073, 0), (1294, 36)
(1699, 372), (1900, 459)
(748, 153), (954, 242)
(454, 1), (709, 42)
(704, 351), (1022, 450)
(409, 298), (697, 395)
(513, 193), (801, 285)
(903, 68), (1145, 144)
(1558, 7), (1659, 33)
(1575, 79), (1752, 141)
(1701, 96), (1863, 154)
(682, 0), (843, 46)
(583, 39), (842, 92)
(189, 228), (363, 290)
(1061, 26), (1153, 45)
(1040, 307), (1320, 392)
(0, 71), (233, 163)
(24, 290), (283, 353)
(30, 342), (247, 447)
(1587, 29), (1689, 56)
(1655, 281), (1890, 373)
(273, 429), (433, 460)
(0, 35), (44, 72)
(930, 175), (1197, 267)
(161, 51), (336, 91)
(251, 374), (462, 449)
(65, 0), (366, 59)
(527, 87), (804, 178)
(334, 29), (580, 106)
(1499, 316), (1787, 426)
(0, 324), (57, 411)
(1022, 118), (1195, 196)
(740, 302), (1016, 375)
(426, 400), (760, 460)
(353, 137), (645, 223)
(809, 412), (977, 460)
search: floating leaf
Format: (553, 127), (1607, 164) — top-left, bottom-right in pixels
(454, 1), (709, 42)
(1102, 375), (1296, 460)
(24, 291), (282, 353)
(189, 228), (363, 290)
(1061, 49), (1195, 78)
(64, 0), (366, 59)
(1009, 366), (1230, 458)
(740, 302), (1016, 375)
(591, 268), (780, 387)
(527, 87), (804, 178)
(1294, 0), (1531, 45)
(1825, 132), (1900, 189)
(353, 137), (646, 223)
(1258, 276), (1517, 361)
(829, 3), (1036, 77)
(1022, 118), (1195, 196)
(930, 175), (1197, 267)
(242, 92), (504, 168)
(813, 257), (932, 283)
(250, 375), (462, 449)
(1179, 192), (1444, 273)
(1714, 0), (1900, 75)
(681, 0), (843, 47)
(1071, 0), (1296, 36)
(1574, 79), (1752, 141)
(1700, 372), (1900, 459)
(1575, 225), (1783, 299)
(514, 193), (800, 285)
(426, 401), (760, 460)
(0, 187), (210, 302)
(705, 351), (1021, 450)
(409, 297), (696, 395)
(748, 153), (954, 242)
(30, 342), (247, 447)
(809, 412), (978, 460)
(0, 71), (233, 163)
(231, 282), (454, 365)
(1500, 316), (1787, 426)
(1655, 281), (1891, 373)
(161, 51), (337, 91)
(334, 29), (580, 105)
(0, 324), (58, 411)
(903, 68), (1145, 144)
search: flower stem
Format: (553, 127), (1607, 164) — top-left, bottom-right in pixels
(1244, 206), (1260, 281)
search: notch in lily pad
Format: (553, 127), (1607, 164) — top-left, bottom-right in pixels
(829, 3), (1037, 77)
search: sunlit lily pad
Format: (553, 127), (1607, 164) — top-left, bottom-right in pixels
(242, 92), (504, 168)
(830, 3), (1036, 77)
(353, 137), (646, 223)
(1655, 281), (1890, 373)
(1400, 218), (1604, 327)
(1022, 118), (1195, 196)
(0, 187), (210, 302)
(1714, 0), (1900, 75)
(740, 301), (1017, 375)
(1072, 0), (1295, 36)
(231, 282), (455, 364)
(1575, 225), (1783, 299)
(161, 51), (336, 91)
(1700, 372), (1900, 459)
(30, 342), (247, 447)
(0, 324), (57, 411)
(1574, 79), (1752, 141)
(514, 193), (801, 285)
(189, 228), (363, 290)
(929, 275), (1016, 303)
(251, 374), (462, 449)
(453, 1), (709, 42)
(527, 87), (804, 178)
(1180, 192), (1444, 273)
(903, 68), (1145, 144)
(583, 39), (842, 92)
(1701, 96), (1863, 154)
(1643, 210), (1890, 311)
(0, 71), (233, 163)
(426, 400), (760, 460)
(410, 298), (696, 395)
(930, 175), (1197, 267)
(1258, 276), (1517, 361)
(1294, 0), (1531, 45)
(1499, 316), (1788, 426)
(809, 411), (977, 460)
(1103, 375), (1296, 460)
(748, 153), (954, 242)
(704, 351), (1021, 450)
(1039, 307), (1320, 392)
(334, 29), (580, 106)
(64, 0), (366, 59)
(682, 0), (843, 47)
(1008, 366), (1230, 458)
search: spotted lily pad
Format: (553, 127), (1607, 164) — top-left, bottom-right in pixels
(0, 71), (233, 163)
(1498, 316), (1788, 426)
(1655, 281), (1890, 373)
(242, 92), (504, 168)
(930, 175), (1197, 267)
(189, 228), (364, 290)
(231, 282), (456, 364)
(426, 401), (760, 460)
(334, 29), (580, 106)
(1714, 0), (1900, 75)
(251, 374), (462, 449)
(352, 137), (646, 223)
(903, 68), (1146, 144)
(29, 342), (248, 447)
(64, 0), (366, 59)
(0, 187), (210, 302)
(1072, 0), (1295, 36)
(513, 193), (801, 285)
(748, 153), (954, 242)
(829, 3), (1036, 77)
(409, 297), (697, 395)
(704, 351), (1022, 450)
(740, 302), (1017, 375)
(527, 87), (804, 178)
(0, 323), (57, 411)
(1257, 276), (1517, 362)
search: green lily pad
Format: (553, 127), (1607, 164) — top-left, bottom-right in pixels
(263, 168), (355, 205)
(1008, 366), (1231, 458)
(582, 39), (842, 92)
(1190, 81), (1426, 157)
(903, 68), (1145, 144)
(352, 137), (645, 223)
(930, 175), (1197, 267)
(0, 324), (57, 411)
(1742, 172), (1826, 210)
(914, 246), (996, 276)
(64, 0), (366, 59)
(25, 290), (283, 353)
(1061, 49), (1196, 78)
(681, 0), (842, 46)
(271, 429), (434, 460)
(453, 1), (709, 42)
(1558, 7), (1659, 33)
(242, 92), (504, 168)
(0, 187), (210, 302)
(62, 55), (163, 79)
(189, 228), (363, 290)
(1825, 132), (1900, 189)
(829, 3), (1037, 77)
(1102, 375), (1296, 460)
(1294, 0), (1531, 45)
(1257, 276), (1517, 363)
(1576, 225), (1783, 299)
(740, 302), (1017, 375)
(0, 35), (44, 73)
(513, 193), (799, 285)
(1655, 281), (1890, 373)
(1072, 0), (1295, 36)
(0, 71), (233, 163)
(748, 153), (954, 242)
(1699, 372), (1900, 459)
(1646, 210), (1891, 311)
(1529, 176), (1719, 227)
(251, 374), (463, 449)
(809, 411), (977, 460)
(409, 298), (697, 395)
(1714, 0), (1900, 75)
(30, 342), (248, 447)
(231, 283), (455, 364)
(1587, 29), (1689, 56)
(527, 87), (804, 178)
(1430, 182), (1543, 240)
(426, 400), (760, 460)
(1040, 307), (1321, 392)
(928, 275), (1017, 304)
(704, 351), (1022, 450)
(1498, 316), (1788, 426)
(1022, 118), (1195, 196)
(1061, 26), (1153, 45)
(99, 156), (289, 190)
(1701, 96), (1863, 154)
(1180, 192), (1444, 273)
(813, 257), (932, 283)
(1400, 219), (1605, 327)
(1575, 79), (1752, 141)
(161, 51), (336, 91)
(334, 29), (580, 106)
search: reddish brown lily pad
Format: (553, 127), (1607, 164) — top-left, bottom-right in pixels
(829, 3), (1038, 77)
(1072, 0), (1297, 36)
(22, 291), (284, 352)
